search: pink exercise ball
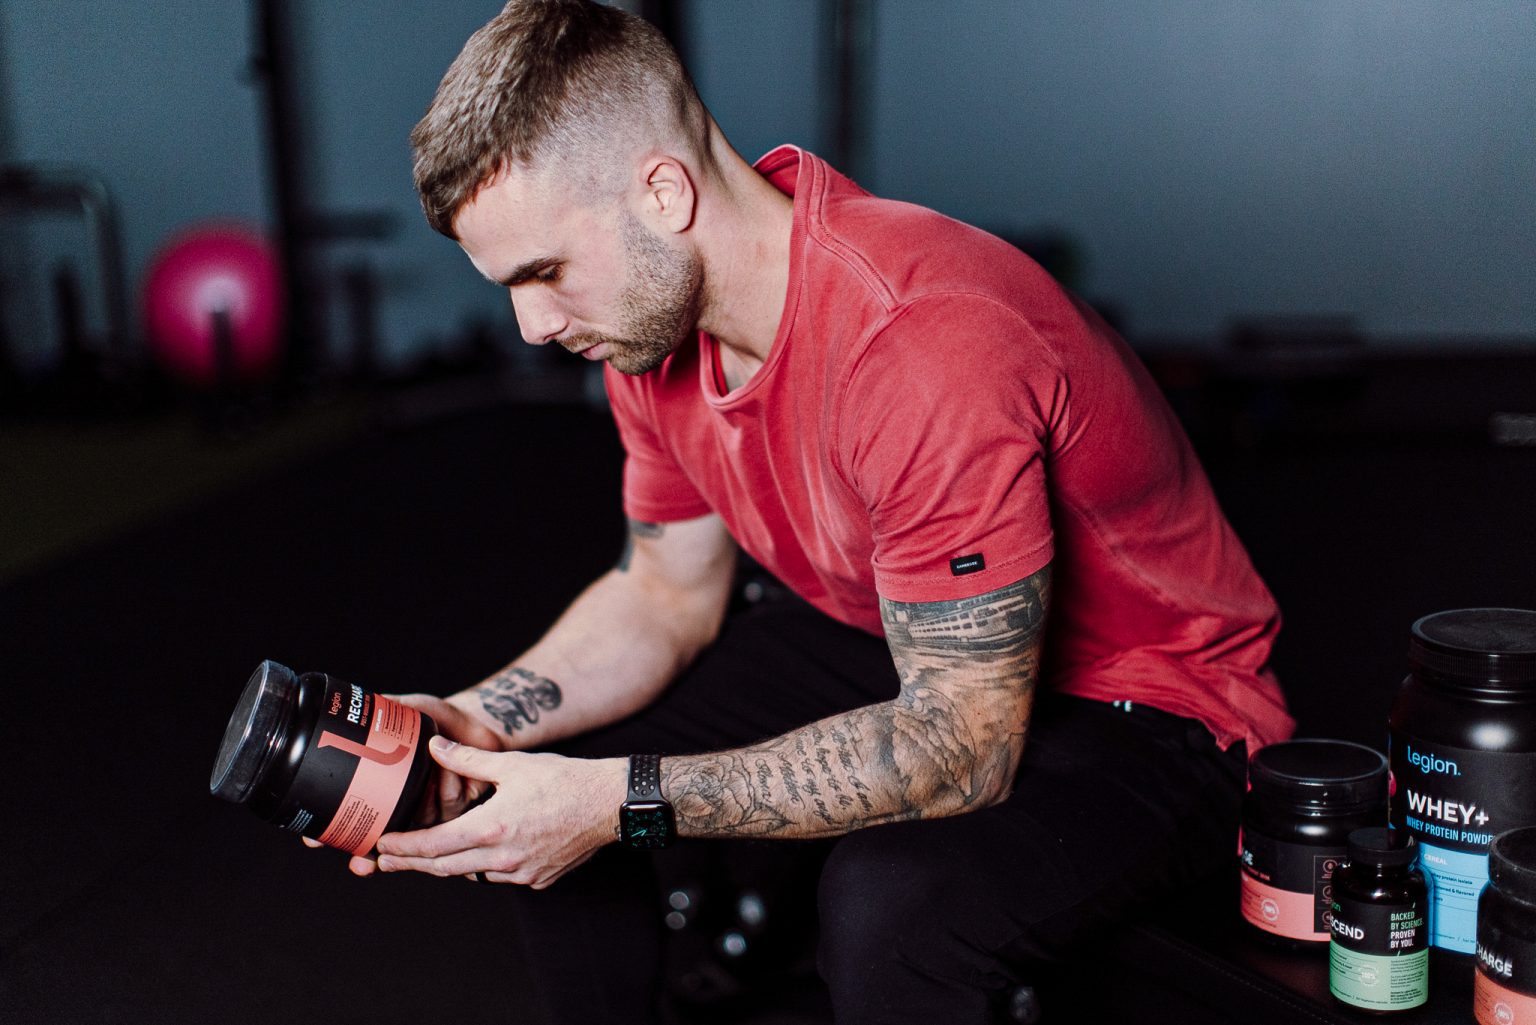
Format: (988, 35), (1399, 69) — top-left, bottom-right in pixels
(143, 224), (285, 387)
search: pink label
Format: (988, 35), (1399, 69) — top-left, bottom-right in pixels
(1240, 871), (1328, 941)
(1477, 972), (1536, 1025)
(316, 695), (422, 856)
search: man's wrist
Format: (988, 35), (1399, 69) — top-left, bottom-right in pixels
(445, 689), (480, 721)
(592, 757), (629, 846)
(441, 690), (509, 751)
(616, 754), (677, 848)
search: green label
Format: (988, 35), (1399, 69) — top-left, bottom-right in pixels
(1329, 945), (1429, 1010)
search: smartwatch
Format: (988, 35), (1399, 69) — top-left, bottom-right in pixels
(617, 753), (675, 849)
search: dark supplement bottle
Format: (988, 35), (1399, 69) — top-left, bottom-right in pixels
(1329, 828), (1429, 1013)
(210, 660), (437, 856)
(1240, 739), (1389, 946)
(1476, 827), (1536, 1025)
(1389, 608), (1536, 954)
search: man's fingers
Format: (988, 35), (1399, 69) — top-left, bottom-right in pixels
(427, 735), (499, 782)
(439, 767), (464, 816)
(349, 854), (378, 876)
(301, 837), (323, 849)
(377, 847), (499, 878)
(412, 786), (441, 829)
(376, 806), (487, 859)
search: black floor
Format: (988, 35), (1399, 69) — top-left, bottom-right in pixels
(2, 363), (1533, 1023)
(0, 404), (633, 1024)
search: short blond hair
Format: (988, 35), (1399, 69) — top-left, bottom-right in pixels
(411, 0), (708, 238)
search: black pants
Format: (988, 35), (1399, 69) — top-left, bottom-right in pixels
(502, 592), (1247, 1024)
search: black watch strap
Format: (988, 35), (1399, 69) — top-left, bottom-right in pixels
(618, 754), (675, 849)
(627, 753), (663, 802)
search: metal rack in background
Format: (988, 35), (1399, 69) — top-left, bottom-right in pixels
(0, 163), (132, 409)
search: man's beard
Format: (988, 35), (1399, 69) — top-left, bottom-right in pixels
(561, 210), (703, 376)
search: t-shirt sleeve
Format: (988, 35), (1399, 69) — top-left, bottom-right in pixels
(836, 294), (1064, 603)
(603, 364), (713, 523)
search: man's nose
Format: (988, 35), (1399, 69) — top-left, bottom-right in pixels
(510, 291), (568, 346)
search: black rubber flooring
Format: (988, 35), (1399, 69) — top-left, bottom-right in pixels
(0, 404), (630, 1024)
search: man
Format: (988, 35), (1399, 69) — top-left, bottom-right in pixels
(357, 1), (1294, 1021)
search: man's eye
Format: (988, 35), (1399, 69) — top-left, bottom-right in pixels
(536, 266), (561, 283)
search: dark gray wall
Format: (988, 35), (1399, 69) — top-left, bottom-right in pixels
(0, 0), (517, 372)
(0, 8), (12, 160)
(688, 0), (826, 171)
(2, 1), (268, 266)
(0, 6), (28, 364)
(298, 2), (531, 364)
(1, 0), (273, 369)
(692, 0), (1536, 342)
(0, 0), (1530, 370)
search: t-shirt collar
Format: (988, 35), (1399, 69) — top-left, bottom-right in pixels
(699, 145), (815, 408)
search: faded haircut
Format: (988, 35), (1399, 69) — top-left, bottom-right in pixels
(411, 0), (709, 239)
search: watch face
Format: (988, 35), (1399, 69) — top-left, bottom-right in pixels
(621, 801), (674, 849)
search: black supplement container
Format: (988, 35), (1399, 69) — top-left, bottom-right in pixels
(1476, 827), (1536, 1024)
(1329, 828), (1429, 1013)
(210, 660), (436, 856)
(1240, 739), (1389, 946)
(1388, 608), (1536, 955)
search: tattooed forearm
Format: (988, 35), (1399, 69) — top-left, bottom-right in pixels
(665, 565), (1052, 839)
(474, 667), (563, 735)
(615, 519), (664, 573)
(664, 751), (792, 835)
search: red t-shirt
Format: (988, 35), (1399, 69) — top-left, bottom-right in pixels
(605, 145), (1293, 751)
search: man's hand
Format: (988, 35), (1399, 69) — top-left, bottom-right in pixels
(371, 737), (627, 889)
(394, 692), (506, 824)
(311, 512), (737, 875)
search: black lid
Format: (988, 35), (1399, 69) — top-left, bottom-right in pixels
(1347, 827), (1417, 868)
(1410, 609), (1536, 691)
(1490, 827), (1536, 907)
(1248, 739), (1388, 809)
(209, 660), (299, 803)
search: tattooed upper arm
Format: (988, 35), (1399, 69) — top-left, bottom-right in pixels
(616, 519), (664, 573)
(880, 567), (1051, 659)
(878, 563), (1052, 806)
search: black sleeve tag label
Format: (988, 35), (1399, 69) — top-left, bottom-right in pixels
(949, 553), (986, 576)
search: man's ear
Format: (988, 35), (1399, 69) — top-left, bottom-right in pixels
(638, 156), (697, 234)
